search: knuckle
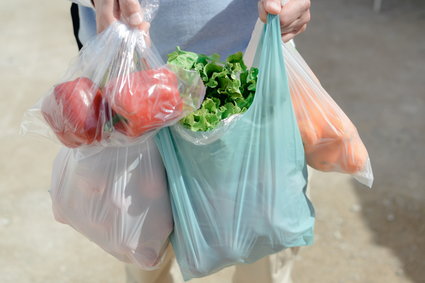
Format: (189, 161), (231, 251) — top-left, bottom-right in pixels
(258, 2), (267, 22)
(303, 0), (311, 11)
(282, 34), (292, 42)
(305, 11), (311, 23)
(121, 0), (140, 12)
(280, 13), (288, 24)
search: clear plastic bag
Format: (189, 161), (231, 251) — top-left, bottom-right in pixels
(21, 2), (204, 148)
(155, 15), (315, 281)
(245, 19), (373, 187)
(50, 139), (173, 269)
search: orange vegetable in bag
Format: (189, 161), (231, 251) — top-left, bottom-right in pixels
(340, 137), (368, 174)
(304, 139), (342, 172)
(289, 74), (367, 174)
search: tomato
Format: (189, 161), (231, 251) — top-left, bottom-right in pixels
(106, 68), (183, 138)
(42, 77), (103, 147)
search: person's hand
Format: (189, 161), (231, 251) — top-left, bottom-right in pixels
(258, 0), (311, 42)
(92, 0), (150, 33)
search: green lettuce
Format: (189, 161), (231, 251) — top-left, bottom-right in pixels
(167, 47), (258, 132)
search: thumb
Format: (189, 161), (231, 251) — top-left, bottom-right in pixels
(94, 0), (119, 33)
(119, 0), (147, 31)
(263, 0), (282, 15)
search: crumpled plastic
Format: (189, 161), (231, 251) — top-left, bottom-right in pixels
(21, 0), (204, 148)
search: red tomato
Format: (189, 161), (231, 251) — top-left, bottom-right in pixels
(106, 68), (183, 138)
(42, 77), (103, 147)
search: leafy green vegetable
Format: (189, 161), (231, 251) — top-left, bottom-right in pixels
(167, 47), (258, 132)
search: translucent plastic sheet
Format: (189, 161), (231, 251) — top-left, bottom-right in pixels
(50, 140), (172, 269)
(21, 0), (181, 271)
(172, 114), (243, 145)
(21, 2), (204, 148)
(155, 15), (315, 281)
(245, 19), (373, 187)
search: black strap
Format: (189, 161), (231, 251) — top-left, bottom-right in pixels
(70, 3), (83, 50)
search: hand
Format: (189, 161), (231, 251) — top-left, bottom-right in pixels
(258, 0), (311, 42)
(93, 0), (150, 33)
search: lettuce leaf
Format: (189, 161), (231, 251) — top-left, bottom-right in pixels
(167, 48), (258, 132)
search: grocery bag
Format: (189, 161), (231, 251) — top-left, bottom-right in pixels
(155, 15), (315, 280)
(245, 19), (373, 187)
(21, 0), (204, 148)
(50, 139), (173, 269)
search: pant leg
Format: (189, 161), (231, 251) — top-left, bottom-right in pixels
(125, 246), (298, 283)
(125, 244), (177, 283)
(232, 248), (299, 283)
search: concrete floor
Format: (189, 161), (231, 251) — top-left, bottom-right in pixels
(0, 0), (424, 282)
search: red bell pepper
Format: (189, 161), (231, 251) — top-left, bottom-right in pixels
(105, 68), (182, 137)
(41, 77), (103, 148)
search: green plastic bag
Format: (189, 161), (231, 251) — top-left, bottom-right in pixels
(155, 15), (315, 281)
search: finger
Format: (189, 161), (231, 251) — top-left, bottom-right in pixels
(258, 1), (267, 23)
(258, 0), (282, 23)
(263, 0), (282, 14)
(139, 22), (150, 34)
(119, 0), (144, 29)
(280, 0), (310, 29)
(140, 22), (152, 47)
(281, 23), (307, 42)
(281, 10), (310, 34)
(94, 0), (119, 33)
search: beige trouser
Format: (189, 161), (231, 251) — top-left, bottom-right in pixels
(125, 245), (300, 283)
(126, 168), (312, 283)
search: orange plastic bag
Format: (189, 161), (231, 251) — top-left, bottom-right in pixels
(285, 44), (372, 186)
(244, 19), (373, 187)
